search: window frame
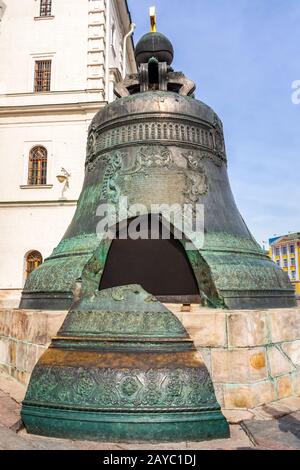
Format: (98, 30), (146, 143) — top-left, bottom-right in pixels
(34, 59), (52, 93)
(28, 146), (48, 186)
(29, 53), (55, 93)
(25, 251), (43, 280)
(39, 0), (52, 17)
(21, 140), (53, 188)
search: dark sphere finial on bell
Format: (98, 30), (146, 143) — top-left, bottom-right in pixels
(135, 32), (174, 67)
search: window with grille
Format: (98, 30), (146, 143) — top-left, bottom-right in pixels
(34, 60), (51, 92)
(40, 0), (52, 17)
(28, 146), (48, 185)
(26, 251), (43, 279)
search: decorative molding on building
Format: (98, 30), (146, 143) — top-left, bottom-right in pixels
(0, 89), (104, 98)
(87, 0), (107, 92)
(34, 16), (55, 21)
(0, 200), (78, 208)
(0, 101), (103, 116)
(20, 185), (54, 190)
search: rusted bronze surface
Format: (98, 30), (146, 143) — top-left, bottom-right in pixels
(38, 349), (203, 369)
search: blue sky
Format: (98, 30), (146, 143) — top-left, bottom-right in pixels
(127, 0), (300, 246)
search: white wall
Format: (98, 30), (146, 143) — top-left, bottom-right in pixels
(0, 113), (94, 201)
(0, 0), (89, 95)
(0, 204), (76, 288)
(0, 0), (136, 295)
(0, 0), (136, 102)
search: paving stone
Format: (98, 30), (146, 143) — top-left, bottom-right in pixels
(185, 425), (253, 450)
(18, 430), (79, 450)
(0, 395), (21, 429)
(222, 409), (254, 424)
(279, 396), (300, 412)
(242, 413), (300, 450)
(252, 403), (293, 420)
(65, 426), (254, 451)
(253, 398), (300, 421)
(0, 425), (38, 450)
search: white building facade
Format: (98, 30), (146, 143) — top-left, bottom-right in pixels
(0, 0), (136, 307)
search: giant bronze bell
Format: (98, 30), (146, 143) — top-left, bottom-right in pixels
(21, 21), (296, 443)
(20, 29), (296, 311)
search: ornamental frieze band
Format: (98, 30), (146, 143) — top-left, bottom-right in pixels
(86, 119), (227, 169)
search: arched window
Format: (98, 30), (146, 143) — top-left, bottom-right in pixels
(28, 146), (47, 185)
(25, 251), (43, 279)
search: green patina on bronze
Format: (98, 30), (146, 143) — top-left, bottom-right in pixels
(19, 86), (296, 310)
(22, 285), (229, 441)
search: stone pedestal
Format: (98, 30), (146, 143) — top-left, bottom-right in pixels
(0, 309), (66, 385)
(0, 306), (299, 410)
(172, 305), (300, 409)
(0, 290), (22, 309)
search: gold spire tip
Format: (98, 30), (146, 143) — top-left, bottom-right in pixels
(149, 6), (157, 32)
